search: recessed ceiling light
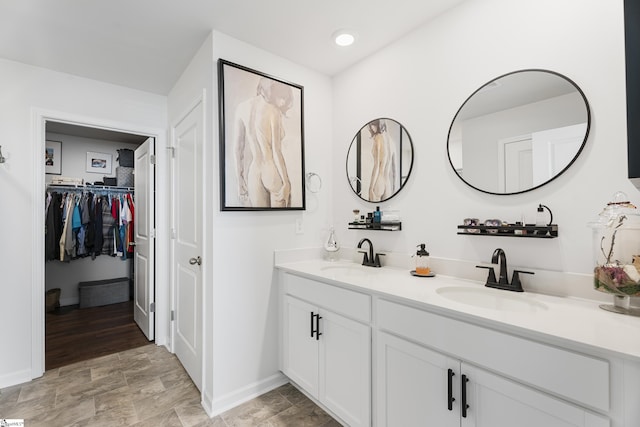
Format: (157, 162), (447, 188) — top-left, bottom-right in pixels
(333, 30), (356, 47)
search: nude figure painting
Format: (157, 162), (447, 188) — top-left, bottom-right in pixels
(218, 60), (305, 211)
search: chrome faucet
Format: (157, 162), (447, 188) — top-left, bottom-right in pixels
(476, 248), (534, 292)
(357, 238), (383, 267)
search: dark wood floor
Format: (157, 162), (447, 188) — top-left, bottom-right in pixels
(45, 300), (151, 370)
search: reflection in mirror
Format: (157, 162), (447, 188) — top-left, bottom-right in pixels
(447, 69), (590, 195)
(347, 118), (414, 202)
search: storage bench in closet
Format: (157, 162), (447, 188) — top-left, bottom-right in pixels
(78, 277), (130, 308)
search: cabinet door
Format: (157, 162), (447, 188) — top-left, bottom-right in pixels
(283, 295), (319, 397)
(376, 331), (459, 427)
(460, 364), (610, 427)
(319, 308), (371, 427)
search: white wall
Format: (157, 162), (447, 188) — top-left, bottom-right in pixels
(207, 31), (334, 413)
(44, 132), (140, 185)
(332, 0), (633, 282)
(0, 58), (166, 388)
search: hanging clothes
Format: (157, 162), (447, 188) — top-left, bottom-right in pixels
(101, 198), (116, 256)
(44, 187), (134, 263)
(45, 192), (62, 261)
(126, 193), (135, 255)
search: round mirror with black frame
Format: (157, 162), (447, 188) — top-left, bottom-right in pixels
(447, 69), (591, 195)
(346, 118), (414, 203)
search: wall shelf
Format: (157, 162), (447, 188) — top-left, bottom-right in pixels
(348, 221), (402, 231)
(457, 224), (558, 238)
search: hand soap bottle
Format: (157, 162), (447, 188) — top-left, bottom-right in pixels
(324, 226), (340, 261)
(414, 243), (431, 276)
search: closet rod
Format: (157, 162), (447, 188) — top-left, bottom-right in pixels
(47, 184), (134, 193)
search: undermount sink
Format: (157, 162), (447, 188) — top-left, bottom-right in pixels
(436, 286), (548, 313)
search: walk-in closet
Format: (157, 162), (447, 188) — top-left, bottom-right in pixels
(44, 121), (153, 369)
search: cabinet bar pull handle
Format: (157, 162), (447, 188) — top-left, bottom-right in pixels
(447, 369), (456, 410)
(461, 374), (469, 418)
(315, 314), (322, 340)
(310, 312), (315, 338)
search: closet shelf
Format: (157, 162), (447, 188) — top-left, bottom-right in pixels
(47, 184), (134, 192)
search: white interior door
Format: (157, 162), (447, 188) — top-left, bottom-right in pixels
(172, 100), (203, 390)
(531, 123), (587, 185)
(498, 136), (533, 193)
(134, 137), (155, 340)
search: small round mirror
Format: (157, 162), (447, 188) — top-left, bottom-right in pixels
(346, 118), (414, 202)
(447, 69), (590, 195)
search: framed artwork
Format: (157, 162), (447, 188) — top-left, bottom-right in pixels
(45, 140), (62, 175)
(86, 151), (113, 174)
(218, 59), (305, 211)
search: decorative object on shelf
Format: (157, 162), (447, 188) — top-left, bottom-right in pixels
(535, 204), (554, 235)
(346, 118), (414, 202)
(463, 218), (480, 233)
(349, 206), (401, 230)
(588, 191), (640, 316)
(447, 69), (590, 195)
(218, 59), (305, 211)
(484, 219), (501, 234)
(86, 151), (113, 174)
(457, 223), (558, 238)
(45, 140), (62, 175)
(324, 226), (340, 261)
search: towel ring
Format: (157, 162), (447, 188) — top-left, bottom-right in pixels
(306, 172), (322, 193)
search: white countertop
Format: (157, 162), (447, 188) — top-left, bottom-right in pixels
(276, 259), (640, 362)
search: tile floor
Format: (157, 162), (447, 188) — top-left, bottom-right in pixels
(0, 344), (340, 427)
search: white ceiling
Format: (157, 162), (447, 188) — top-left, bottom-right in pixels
(0, 0), (467, 95)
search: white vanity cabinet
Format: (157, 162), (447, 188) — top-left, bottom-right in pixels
(276, 261), (640, 427)
(377, 331), (610, 427)
(281, 273), (371, 427)
(376, 299), (611, 427)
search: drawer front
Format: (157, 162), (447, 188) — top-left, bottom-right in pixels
(284, 273), (371, 323)
(377, 299), (610, 412)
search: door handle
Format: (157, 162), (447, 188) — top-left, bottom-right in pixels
(447, 369), (456, 411)
(189, 256), (202, 265)
(315, 314), (322, 340)
(461, 374), (469, 418)
(310, 312), (322, 340)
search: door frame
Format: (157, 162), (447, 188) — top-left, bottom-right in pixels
(31, 108), (168, 378)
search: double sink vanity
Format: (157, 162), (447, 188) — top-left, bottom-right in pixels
(276, 255), (640, 427)
(276, 65), (640, 426)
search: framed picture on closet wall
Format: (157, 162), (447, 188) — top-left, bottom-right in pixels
(86, 151), (113, 174)
(218, 59), (306, 211)
(45, 140), (62, 175)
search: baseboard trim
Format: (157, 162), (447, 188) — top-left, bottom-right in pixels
(0, 368), (32, 389)
(59, 297), (79, 307)
(203, 372), (288, 417)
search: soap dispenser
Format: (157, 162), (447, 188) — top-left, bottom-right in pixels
(414, 243), (431, 276)
(324, 226), (340, 261)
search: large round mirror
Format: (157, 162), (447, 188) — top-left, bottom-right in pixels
(447, 69), (590, 195)
(347, 118), (414, 202)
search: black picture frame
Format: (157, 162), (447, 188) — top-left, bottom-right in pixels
(218, 59), (306, 211)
